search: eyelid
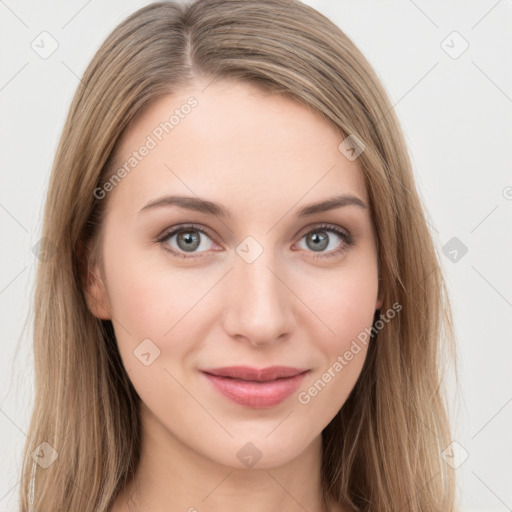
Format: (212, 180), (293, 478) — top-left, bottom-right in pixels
(296, 222), (349, 239)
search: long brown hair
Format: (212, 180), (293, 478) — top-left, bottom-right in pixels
(20, 1), (459, 510)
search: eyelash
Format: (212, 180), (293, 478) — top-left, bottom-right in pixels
(156, 223), (355, 260)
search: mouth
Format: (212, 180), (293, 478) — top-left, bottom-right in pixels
(200, 366), (310, 408)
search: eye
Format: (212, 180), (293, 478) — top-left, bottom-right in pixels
(157, 223), (354, 259)
(157, 224), (218, 259)
(295, 223), (354, 259)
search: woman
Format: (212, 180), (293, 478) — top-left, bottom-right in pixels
(21, 1), (459, 511)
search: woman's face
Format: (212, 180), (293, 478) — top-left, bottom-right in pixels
(86, 79), (382, 469)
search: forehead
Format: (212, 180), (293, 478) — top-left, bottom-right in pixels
(107, 79), (369, 217)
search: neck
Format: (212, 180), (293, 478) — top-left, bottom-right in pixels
(113, 403), (334, 512)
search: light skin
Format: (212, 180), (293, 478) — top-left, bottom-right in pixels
(85, 78), (382, 512)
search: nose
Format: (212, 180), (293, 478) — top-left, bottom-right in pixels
(222, 248), (294, 348)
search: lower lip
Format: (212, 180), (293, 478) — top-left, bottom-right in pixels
(201, 371), (309, 408)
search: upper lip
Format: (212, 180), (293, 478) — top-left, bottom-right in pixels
(200, 366), (309, 381)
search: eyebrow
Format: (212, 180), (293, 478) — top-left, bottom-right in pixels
(138, 193), (368, 218)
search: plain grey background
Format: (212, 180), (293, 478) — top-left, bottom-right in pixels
(1, 1), (511, 511)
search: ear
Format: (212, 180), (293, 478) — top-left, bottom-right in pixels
(78, 241), (112, 320)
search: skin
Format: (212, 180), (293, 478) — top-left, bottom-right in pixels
(85, 78), (382, 512)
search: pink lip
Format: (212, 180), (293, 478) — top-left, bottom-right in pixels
(200, 366), (309, 408)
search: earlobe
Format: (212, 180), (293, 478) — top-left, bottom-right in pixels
(85, 266), (112, 320)
(78, 242), (112, 320)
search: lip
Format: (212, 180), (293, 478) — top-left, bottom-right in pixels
(200, 366), (310, 409)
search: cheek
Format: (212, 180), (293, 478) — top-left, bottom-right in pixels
(330, 278), (378, 349)
(102, 242), (218, 402)
(292, 258), (378, 403)
(296, 257), (379, 347)
(103, 256), (199, 414)
(102, 229), (198, 340)
(295, 278), (377, 420)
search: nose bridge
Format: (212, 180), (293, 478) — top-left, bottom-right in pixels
(223, 240), (293, 344)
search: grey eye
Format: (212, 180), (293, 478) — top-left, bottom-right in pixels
(298, 229), (344, 253)
(163, 228), (215, 255)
